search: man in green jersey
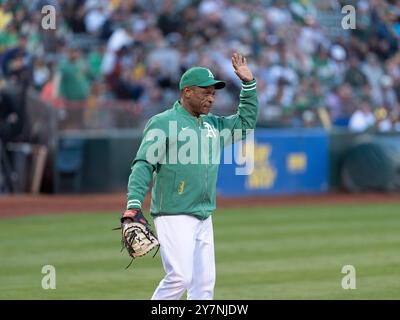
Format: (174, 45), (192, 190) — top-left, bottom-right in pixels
(121, 53), (258, 299)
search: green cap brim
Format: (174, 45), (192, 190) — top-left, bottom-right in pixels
(197, 79), (226, 89)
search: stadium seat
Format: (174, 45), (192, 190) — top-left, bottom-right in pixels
(54, 138), (84, 193)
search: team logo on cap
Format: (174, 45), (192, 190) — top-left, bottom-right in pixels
(207, 69), (214, 78)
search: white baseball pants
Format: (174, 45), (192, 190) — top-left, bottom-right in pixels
(151, 215), (216, 300)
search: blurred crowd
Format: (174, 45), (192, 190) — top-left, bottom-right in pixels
(1, 0), (400, 132)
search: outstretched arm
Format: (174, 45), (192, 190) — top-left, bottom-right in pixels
(215, 53), (258, 133)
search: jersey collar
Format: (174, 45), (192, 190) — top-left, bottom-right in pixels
(174, 100), (198, 118)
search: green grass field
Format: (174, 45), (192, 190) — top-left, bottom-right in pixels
(1, 203), (400, 299)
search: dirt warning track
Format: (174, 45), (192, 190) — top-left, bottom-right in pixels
(1, 192), (399, 219)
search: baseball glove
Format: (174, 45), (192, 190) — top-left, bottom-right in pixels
(115, 209), (159, 268)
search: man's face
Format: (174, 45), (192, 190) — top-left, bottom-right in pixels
(185, 86), (216, 116)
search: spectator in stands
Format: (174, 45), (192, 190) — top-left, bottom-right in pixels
(0, 23), (19, 51)
(63, 0), (86, 33)
(344, 57), (368, 90)
(362, 53), (384, 104)
(348, 99), (375, 132)
(40, 63), (62, 108)
(389, 110), (400, 131)
(157, 0), (182, 36)
(87, 45), (105, 81)
(58, 46), (90, 103)
(105, 45), (144, 101)
(0, 34), (32, 86)
(33, 57), (51, 91)
(312, 45), (336, 87)
(375, 106), (392, 132)
(84, 2), (108, 36)
(0, 86), (21, 142)
(326, 83), (356, 126)
(379, 74), (398, 110)
(263, 77), (293, 125)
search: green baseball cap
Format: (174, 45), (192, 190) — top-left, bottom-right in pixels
(179, 67), (226, 90)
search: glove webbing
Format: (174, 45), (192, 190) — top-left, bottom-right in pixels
(113, 225), (160, 269)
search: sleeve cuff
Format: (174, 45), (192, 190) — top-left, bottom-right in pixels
(241, 79), (257, 91)
(127, 199), (142, 209)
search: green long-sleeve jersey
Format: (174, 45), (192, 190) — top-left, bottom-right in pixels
(126, 79), (258, 220)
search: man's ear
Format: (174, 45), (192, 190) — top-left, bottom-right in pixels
(182, 87), (191, 98)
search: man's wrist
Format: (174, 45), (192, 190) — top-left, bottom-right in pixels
(127, 199), (142, 210)
(241, 79), (256, 91)
(121, 208), (141, 223)
(121, 217), (134, 224)
(242, 79), (256, 85)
